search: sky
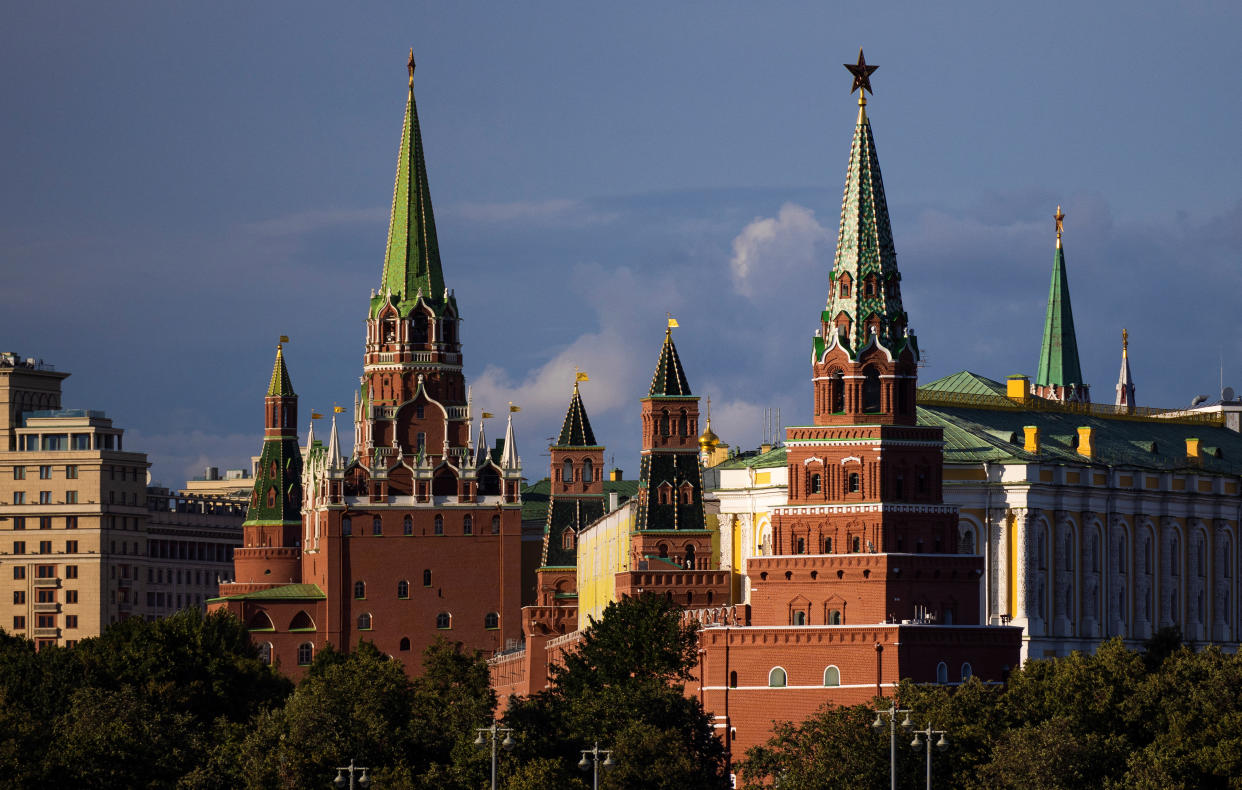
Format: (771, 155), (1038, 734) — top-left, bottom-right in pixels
(3, 2), (1242, 486)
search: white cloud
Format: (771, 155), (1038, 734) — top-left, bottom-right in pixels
(126, 429), (259, 490)
(729, 203), (831, 300)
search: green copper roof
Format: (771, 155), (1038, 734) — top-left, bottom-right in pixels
(556, 383), (599, 447)
(374, 59), (445, 318)
(921, 371), (1007, 397)
(208, 583), (325, 603)
(267, 346), (294, 397)
(648, 329), (692, 397)
(712, 446), (789, 470)
(822, 100), (909, 358)
(1035, 242), (1084, 388)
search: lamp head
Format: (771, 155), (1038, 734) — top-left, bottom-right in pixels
(579, 756), (592, 772)
(474, 732), (485, 747)
(501, 734), (516, 751)
(910, 735), (922, 750)
(603, 754), (617, 771)
(900, 713), (913, 731)
(936, 734), (950, 750)
(333, 772), (347, 789)
(871, 714), (884, 731)
(357, 772), (370, 790)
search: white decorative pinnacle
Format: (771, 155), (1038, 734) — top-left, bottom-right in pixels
(327, 414), (343, 469)
(475, 416), (490, 467)
(501, 410), (520, 470)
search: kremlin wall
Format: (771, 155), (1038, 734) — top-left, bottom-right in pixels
(207, 50), (1242, 758)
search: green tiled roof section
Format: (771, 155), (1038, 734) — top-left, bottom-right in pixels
(920, 404), (1242, 473)
(521, 479), (640, 523)
(375, 75), (445, 319)
(1035, 244), (1084, 388)
(648, 330), (693, 397)
(542, 497), (605, 567)
(713, 446), (789, 470)
(267, 346), (294, 397)
(823, 106), (906, 357)
(635, 453), (705, 532)
(556, 384), (599, 447)
(244, 432), (303, 527)
(208, 584), (325, 603)
(921, 371), (1008, 397)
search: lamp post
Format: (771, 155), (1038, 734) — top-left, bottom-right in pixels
(871, 701), (913, 790)
(578, 741), (617, 790)
(909, 723), (949, 790)
(333, 760), (370, 790)
(474, 723), (515, 790)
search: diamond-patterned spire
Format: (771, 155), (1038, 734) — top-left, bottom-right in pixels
(267, 345), (294, 398)
(374, 50), (445, 317)
(648, 328), (692, 397)
(821, 92), (907, 358)
(556, 382), (599, 447)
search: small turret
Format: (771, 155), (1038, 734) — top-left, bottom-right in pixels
(1116, 328), (1136, 410)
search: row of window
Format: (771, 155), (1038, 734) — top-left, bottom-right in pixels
(12, 565), (77, 579)
(10, 516), (79, 530)
(260, 638), (435, 668)
(13, 589), (78, 604)
(354, 574), (435, 598)
(354, 611), (499, 631)
(560, 459), (596, 483)
(11, 540), (78, 554)
(17, 433), (120, 452)
(11, 491), (76, 505)
(341, 514), (502, 537)
(756, 662), (971, 689)
(11, 614), (76, 630)
(1035, 530), (1233, 579)
(11, 465), (79, 480)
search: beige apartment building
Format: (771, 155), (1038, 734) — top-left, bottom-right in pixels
(0, 352), (244, 647)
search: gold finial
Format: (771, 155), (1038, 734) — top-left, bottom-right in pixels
(1055, 205), (1065, 247)
(408, 48), (416, 86)
(1122, 328), (1129, 358)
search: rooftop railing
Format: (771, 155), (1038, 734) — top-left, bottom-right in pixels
(917, 388), (1224, 427)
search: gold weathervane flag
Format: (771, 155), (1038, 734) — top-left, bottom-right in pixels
(311, 411), (323, 419)
(279, 335), (290, 343)
(576, 371), (590, 383)
(482, 412), (494, 419)
(334, 406), (347, 413)
(509, 404), (521, 413)
(667, 317), (679, 328)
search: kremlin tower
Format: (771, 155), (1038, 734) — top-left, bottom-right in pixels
(1034, 207), (1090, 403)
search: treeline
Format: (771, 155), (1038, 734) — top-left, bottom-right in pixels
(0, 595), (728, 789)
(740, 629), (1242, 789)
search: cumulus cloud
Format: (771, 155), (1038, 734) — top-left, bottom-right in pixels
(729, 203), (832, 300)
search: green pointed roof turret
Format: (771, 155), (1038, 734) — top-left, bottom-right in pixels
(1035, 206), (1085, 391)
(267, 344), (294, 397)
(556, 380), (600, 447)
(373, 49), (446, 318)
(648, 325), (693, 397)
(821, 50), (912, 360)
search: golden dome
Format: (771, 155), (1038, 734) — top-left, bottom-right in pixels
(698, 418), (720, 450)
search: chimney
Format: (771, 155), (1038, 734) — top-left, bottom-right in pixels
(609, 491), (619, 512)
(1007, 375), (1030, 403)
(1186, 437), (1201, 461)
(1023, 426), (1040, 453)
(760, 443), (772, 454)
(1076, 426), (1095, 459)
(609, 468), (623, 481)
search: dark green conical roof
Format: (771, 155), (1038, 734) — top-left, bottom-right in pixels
(373, 53), (445, 318)
(556, 383), (599, 447)
(648, 329), (692, 397)
(267, 345), (294, 397)
(249, 347), (302, 527)
(1035, 231), (1084, 389)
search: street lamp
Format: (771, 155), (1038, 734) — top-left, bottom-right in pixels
(871, 701), (913, 790)
(909, 723), (949, 790)
(333, 760), (370, 790)
(578, 741), (617, 790)
(474, 722), (516, 790)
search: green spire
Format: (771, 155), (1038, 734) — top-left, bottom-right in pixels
(648, 328), (692, 397)
(1035, 207), (1084, 389)
(267, 345), (294, 397)
(822, 90), (909, 358)
(557, 382), (599, 447)
(374, 50), (445, 317)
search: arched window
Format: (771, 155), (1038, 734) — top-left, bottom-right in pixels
(796, 537), (806, 554)
(257, 642), (273, 665)
(357, 612), (372, 630)
(399, 637), (411, 651)
(403, 515), (412, 536)
(484, 612), (499, 629)
(1037, 530), (1047, 569)
(432, 468), (457, 496)
(831, 370), (845, 413)
(829, 609), (842, 625)
(1171, 535), (1180, 576)
(397, 580), (409, 599)
(1118, 534), (1128, 574)
(266, 487), (276, 508)
(768, 667), (787, 688)
(491, 516), (501, 534)
(861, 367), (882, 413)
(936, 661), (948, 684)
(463, 515), (473, 535)
(659, 411), (670, 436)
(434, 514), (443, 535)
(1197, 536), (1206, 577)
(247, 611), (275, 631)
(436, 612), (451, 629)
(1091, 533), (1100, 572)
(684, 544), (696, 569)
(1144, 536), (1152, 574)
(372, 517), (382, 536)
(852, 536), (861, 553)
(582, 458), (593, 482)
(1065, 533), (1075, 571)
(289, 611), (315, 631)
(412, 312), (428, 342)
(680, 486), (694, 505)
(297, 642), (313, 666)
(825, 537), (833, 553)
(342, 517), (352, 536)
(422, 569), (433, 587)
(354, 581), (365, 599)
(960, 529), (975, 555)
(848, 472), (860, 493)
(729, 671), (738, 688)
(960, 662), (973, 681)
(658, 543), (669, 558)
(823, 666), (840, 687)
(792, 611), (806, 625)
(562, 459), (574, 483)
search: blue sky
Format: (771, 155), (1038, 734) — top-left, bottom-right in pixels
(4, 2), (1241, 485)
